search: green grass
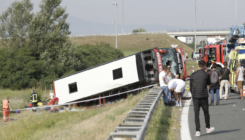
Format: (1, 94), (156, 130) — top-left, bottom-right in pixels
(70, 34), (194, 56)
(0, 33), (195, 139)
(0, 90), (149, 140)
(186, 60), (199, 76)
(145, 100), (181, 140)
(0, 88), (48, 110)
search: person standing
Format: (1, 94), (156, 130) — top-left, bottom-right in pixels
(220, 62), (231, 100)
(235, 62), (244, 99)
(191, 52), (194, 60)
(30, 90), (38, 107)
(1, 97), (12, 122)
(190, 60), (214, 136)
(159, 65), (170, 106)
(168, 79), (185, 107)
(208, 63), (221, 106)
(186, 52), (189, 59)
(49, 90), (54, 100)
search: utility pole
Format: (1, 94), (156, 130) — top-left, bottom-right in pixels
(112, 2), (118, 49)
(122, 0), (124, 34)
(194, 0), (197, 52)
(200, 21), (203, 46)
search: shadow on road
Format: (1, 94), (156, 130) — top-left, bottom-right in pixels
(201, 129), (240, 136)
(220, 103), (235, 106)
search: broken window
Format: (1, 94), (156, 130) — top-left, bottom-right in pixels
(160, 49), (178, 77)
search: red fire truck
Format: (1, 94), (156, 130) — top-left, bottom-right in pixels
(202, 41), (227, 69)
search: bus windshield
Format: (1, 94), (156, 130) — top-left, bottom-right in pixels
(160, 49), (178, 77)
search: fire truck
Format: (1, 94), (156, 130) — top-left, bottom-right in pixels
(201, 41), (227, 70)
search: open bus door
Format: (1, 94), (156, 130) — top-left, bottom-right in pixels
(177, 48), (187, 80)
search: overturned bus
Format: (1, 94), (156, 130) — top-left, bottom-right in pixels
(53, 48), (187, 104)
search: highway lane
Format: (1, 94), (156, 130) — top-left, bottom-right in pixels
(188, 92), (245, 140)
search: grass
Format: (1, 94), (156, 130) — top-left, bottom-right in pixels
(0, 88), (49, 120)
(0, 88), (48, 109)
(70, 34), (194, 56)
(0, 34), (196, 139)
(0, 89), (150, 140)
(145, 101), (181, 140)
(186, 60), (199, 76)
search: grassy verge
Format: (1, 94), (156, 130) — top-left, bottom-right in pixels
(145, 100), (181, 140)
(186, 60), (199, 76)
(0, 89), (149, 140)
(70, 34), (194, 56)
(0, 88), (48, 109)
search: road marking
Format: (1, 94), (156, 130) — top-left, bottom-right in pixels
(181, 95), (192, 140)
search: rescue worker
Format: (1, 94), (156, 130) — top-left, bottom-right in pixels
(48, 90), (54, 100)
(48, 96), (59, 111)
(30, 90), (38, 107)
(1, 97), (12, 122)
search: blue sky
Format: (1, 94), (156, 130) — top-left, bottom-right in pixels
(0, 0), (245, 34)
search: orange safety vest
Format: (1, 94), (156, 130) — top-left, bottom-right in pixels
(2, 100), (8, 109)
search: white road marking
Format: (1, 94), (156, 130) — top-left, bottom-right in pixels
(181, 95), (192, 140)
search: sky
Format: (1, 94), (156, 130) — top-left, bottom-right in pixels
(0, 0), (245, 34)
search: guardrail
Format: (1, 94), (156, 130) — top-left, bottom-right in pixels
(69, 29), (229, 37)
(107, 85), (162, 140)
(167, 28), (229, 32)
(69, 31), (168, 37)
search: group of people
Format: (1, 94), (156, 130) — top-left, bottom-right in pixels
(159, 65), (186, 107)
(2, 90), (58, 122)
(189, 60), (244, 136)
(203, 60), (243, 106)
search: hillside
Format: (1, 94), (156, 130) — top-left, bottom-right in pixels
(70, 34), (194, 56)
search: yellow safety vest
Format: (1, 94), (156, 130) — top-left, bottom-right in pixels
(30, 93), (38, 103)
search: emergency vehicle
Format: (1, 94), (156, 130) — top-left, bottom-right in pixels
(201, 41), (227, 69)
(228, 38), (245, 91)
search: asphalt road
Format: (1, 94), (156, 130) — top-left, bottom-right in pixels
(188, 92), (245, 139)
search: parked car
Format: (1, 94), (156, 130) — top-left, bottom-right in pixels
(193, 52), (201, 59)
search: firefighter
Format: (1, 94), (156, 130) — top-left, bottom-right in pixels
(30, 90), (38, 107)
(1, 97), (12, 122)
(48, 96), (59, 111)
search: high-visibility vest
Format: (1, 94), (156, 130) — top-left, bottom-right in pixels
(2, 99), (8, 109)
(30, 93), (38, 103)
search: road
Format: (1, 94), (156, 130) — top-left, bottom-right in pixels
(188, 92), (245, 139)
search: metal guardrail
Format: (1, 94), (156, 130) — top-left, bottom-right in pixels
(167, 28), (229, 32)
(107, 86), (162, 140)
(69, 29), (229, 37)
(69, 31), (167, 37)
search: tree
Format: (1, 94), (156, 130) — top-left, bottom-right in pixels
(28, 0), (70, 57)
(27, 0), (80, 85)
(132, 28), (146, 33)
(0, 0), (34, 48)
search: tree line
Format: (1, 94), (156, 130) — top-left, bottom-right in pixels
(0, 0), (124, 89)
